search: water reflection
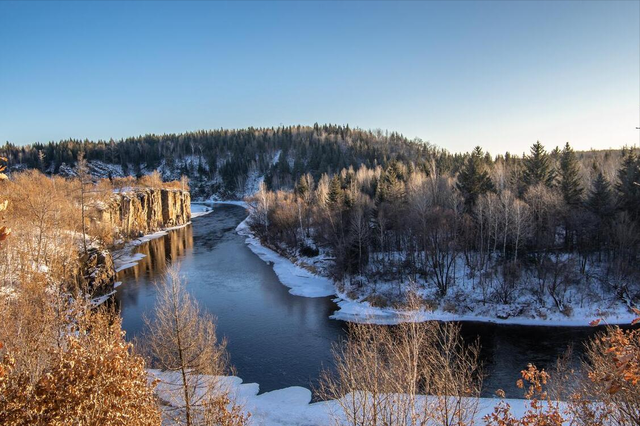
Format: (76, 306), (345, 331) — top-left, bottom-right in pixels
(117, 224), (193, 282)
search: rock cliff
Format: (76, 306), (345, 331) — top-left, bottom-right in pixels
(85, 188), (191, 292)
(98, 188), (191, 238)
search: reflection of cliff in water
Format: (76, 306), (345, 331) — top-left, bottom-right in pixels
(116, 224), (193, 288)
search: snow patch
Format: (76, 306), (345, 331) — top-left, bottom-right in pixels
(236, 217), (335, 298)
(191, 202), (213, 218)
(330, 296), (636, 326)
(91, 290), (116, 306)
(149, 369), (533, 426)
(114, 252), (147, 273)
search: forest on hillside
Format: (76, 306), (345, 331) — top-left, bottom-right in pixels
(1, 125), (439, 198)
(247, 140), (640, 322)
(1, 124), (627, 200)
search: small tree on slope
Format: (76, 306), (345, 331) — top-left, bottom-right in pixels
(142, 266), (249, 426)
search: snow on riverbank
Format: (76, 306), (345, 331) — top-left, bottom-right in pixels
(112, 229), (176, 273)
(331, 295), (636, 326)
(203, 200), (334, 297)
(236, 217), (335, 298)
(191, 202), (214, 218)
(197, 200), (334, 297)
(149, 369), (530, 426)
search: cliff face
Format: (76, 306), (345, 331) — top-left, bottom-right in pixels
(85, 188), (191, 292)
(100, 188), (191, 238)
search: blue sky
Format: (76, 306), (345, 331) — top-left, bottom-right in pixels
(1, 1), (638, 154)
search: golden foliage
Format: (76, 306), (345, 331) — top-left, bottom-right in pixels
(201, 393), (251, 426)
(0, 308), (161, 426)
(136, 170), (189, 191)
(578, 324), (640, 425)
(0, 157), (9, 242)
(485, 364), (565, 426)
(0, 156), (7, 181)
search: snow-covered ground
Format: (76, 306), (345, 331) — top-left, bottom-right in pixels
(331, 296), (636, 326)
(191, 202), (214, 218)
(150, 369), (536, 426)
(236, 217), (335, 298)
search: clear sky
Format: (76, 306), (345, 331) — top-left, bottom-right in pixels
(1, 1), (638, 154)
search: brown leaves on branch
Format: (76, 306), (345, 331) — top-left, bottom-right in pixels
(485, 364), (565, 426)
(0, 308), (161, 426)
(590, 326), (640, 393)
(142, 266), (249, 426)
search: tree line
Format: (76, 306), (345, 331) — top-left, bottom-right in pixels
(1, 124), (446, 198)
(249, 141), (640, 312)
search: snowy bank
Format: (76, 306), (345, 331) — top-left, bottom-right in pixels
(331, 294), (637, 327)
(236, 217), (335, 298)
(191, 202), (214, 218)
(149, 369), (534, 426)
(203, 200), (334, 297)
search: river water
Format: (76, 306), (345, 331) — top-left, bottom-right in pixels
(115, 204), (598, 398)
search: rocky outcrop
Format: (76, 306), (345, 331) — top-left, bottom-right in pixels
(85, 188), (191, 292)
(80, 248), (116, 292)
(161, 189), (191, 228)
(97, 188), (191, 238)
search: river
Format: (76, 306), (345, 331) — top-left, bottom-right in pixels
(115, 204), (598, 398)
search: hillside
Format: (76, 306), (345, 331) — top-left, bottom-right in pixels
(2, 125), (445, 199)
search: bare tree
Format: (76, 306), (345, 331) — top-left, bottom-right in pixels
(318, 303), (481, 426)
(142, 266), (241, 426)
(248, 182), (272, 239)
(76, 151), (90, 255)
(349, 195), (372, 275)
(0, 157), (9, 243)
(510, 198), (531, 261)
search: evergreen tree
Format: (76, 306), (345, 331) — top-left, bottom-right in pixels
(456, 146), (494, 209)
(295, 173), (313, 199)
(328, 175), (343, 206)
(558, 142), (583, 205)
(522, 141), (555, 189)
(587, 171), (614, 219)
(616, 152), (640, 220)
